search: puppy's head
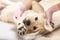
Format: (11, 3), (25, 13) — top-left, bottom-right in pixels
(17, 1), (54, 40)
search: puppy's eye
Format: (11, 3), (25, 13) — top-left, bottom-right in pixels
(18, 23), (21, 25)
(33, 26), (37, 30)
(15, 17), (17, 19)
(35, 17), (38, 21)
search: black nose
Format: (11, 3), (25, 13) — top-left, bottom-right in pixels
(23, 19), (31, 26)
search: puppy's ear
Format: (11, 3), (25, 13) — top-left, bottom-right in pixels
(32, 1), (45, 13)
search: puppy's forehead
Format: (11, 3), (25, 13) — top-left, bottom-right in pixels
(23, 10), (40, 16)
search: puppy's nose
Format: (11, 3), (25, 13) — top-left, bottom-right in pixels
(23, 19), (31, 26)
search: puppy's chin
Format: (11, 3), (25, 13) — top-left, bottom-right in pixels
(20, 31), (40, 40)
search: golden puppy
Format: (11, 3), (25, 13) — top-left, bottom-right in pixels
(17, 1), (54, 40)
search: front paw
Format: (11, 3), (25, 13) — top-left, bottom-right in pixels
(45, 21), (54, 32)
(17, 26), (26, 35)
(50, 21), (54, 28)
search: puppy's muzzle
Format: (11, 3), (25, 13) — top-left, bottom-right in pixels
(23, 19), (31, 26)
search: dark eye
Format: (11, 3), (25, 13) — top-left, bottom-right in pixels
(35, 17), (38, 21)
(15, 17), (17, 19)
(33, 26), (37, 30)
(18, 23), (21, 25)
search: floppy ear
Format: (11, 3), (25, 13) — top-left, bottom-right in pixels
(32, 1), (45, 13)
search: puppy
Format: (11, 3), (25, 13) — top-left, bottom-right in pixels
(17, 1), (54, 40)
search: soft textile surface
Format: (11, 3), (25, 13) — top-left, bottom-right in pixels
(0, 21), (19, 40)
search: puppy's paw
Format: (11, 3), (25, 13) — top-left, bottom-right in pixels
(17, 26), (26, 36)
(44, 21), (54, 32)
(50, 21), (54, 28)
